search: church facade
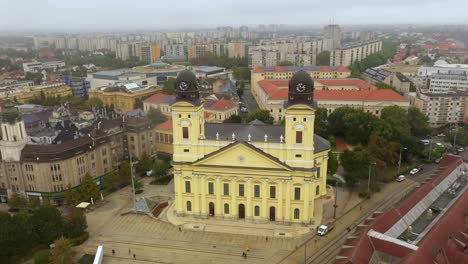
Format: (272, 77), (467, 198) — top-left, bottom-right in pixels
(171, 70), (330, 225)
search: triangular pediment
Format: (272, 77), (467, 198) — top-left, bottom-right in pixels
(193, 142), (291, 171)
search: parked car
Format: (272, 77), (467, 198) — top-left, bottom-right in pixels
(435, 157), (442, 164)
(437, 133), (446, 137)
(458, 147), (464, 152)
(396, 175), (406, 182)
(317, 224), (334, 236)
(410, 168), (420, 175)
(421, 140), (430, 145)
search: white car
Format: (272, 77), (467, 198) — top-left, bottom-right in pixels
(396, 175), (406, 182)
(437, 133), (446, 137)
(410, 168), (420, 175)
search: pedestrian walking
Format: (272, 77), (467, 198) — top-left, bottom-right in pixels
(179, 227), (182, 232)
(133, 253), (136, 260)
(112, 249), (115, 256)
(359, 206), (362, 211)
(242, 251), (246, 257)
(266, 237), (268, 242)
(128, 248), (131, 255)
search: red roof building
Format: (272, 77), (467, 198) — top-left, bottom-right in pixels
(336, 155), (468, 264)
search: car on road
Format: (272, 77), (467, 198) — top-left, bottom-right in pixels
(436, 142), (445, 148)
(421, 140), (430, 145)
(437, 133), (446, 137)
(410, 167), (422, 175)
(317, 224), (334, 236)
(240, 107), (248, 113)
(396, 175), (406, 182)
(458, 147), (464, 152)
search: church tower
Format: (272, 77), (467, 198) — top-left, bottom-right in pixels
(171, 70), (205, 163)
(284, 70), (317, 168)
(0, 109), (29, 162)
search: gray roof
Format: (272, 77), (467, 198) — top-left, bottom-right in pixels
(204, 122), (330, 153)
(362, 68), (391, 82)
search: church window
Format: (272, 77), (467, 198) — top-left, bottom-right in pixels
(294, 208), (300, 219)
(224, 203), (229, 214)
(316, 186), (320, 195)
(293, 117), (296, 121)
(254, 206), (260, 216)
(296, 131), (303, 144)
(238, 184), (244, 197)
(186, 201), (192, 211)
(270, 186), (276, 199)
(208, 182), (214, 195)
(185, 181), (191, 193)
(182, 127), (189, 139)
(254, 185), (260, 197)
(223, 183), (229, 195)
(294, 188), (301, 200)
(184, 149), (189, 152)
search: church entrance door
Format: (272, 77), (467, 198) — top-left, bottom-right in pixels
(238, 204), (245, 219)
(209, 202), (215, 217)
(269, 206), (276, 221)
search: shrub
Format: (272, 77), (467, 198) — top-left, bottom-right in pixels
(34, 249), (51, 264)
(326, 179), (337, 187)
(358, 190), (371, 199)
(69, 232), (89, 246)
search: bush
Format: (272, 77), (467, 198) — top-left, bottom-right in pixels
(151, 174), (174, 185)
(33, 249), (51, 264)
(358, 190), (371, 199)
(326, 179), (337, 187)
(69, 232), (89, 246)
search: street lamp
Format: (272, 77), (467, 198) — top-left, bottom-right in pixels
(333, 180), (342, 219)
(427, 134), (433, 161)
(368, 162), (376, 192)
(398, 145), (407, 175)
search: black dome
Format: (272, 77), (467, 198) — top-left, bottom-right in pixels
(175, 70), (200, 103)
(287, 70), (314, 105)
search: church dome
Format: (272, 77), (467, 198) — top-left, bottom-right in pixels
(175, 70), (200, 103)
(287, 70), (314, 105)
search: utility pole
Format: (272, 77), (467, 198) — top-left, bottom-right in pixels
(128, 142), (136, 210)
(333, 181), (340, 219)
(398, 145), (407, 175)
(453, 123), (458, 147)
(368, 162), (376, 192)
(428, 135), (433, 161)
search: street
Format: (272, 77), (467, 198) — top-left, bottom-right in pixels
(241, 89), (260, 113)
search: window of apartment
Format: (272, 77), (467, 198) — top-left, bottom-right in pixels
(185, 181), (191, 193)
(224, 203), (229, 214)
(186, 201), (192, 211)
(294, 208), (300, 219)
(238, 184), (244, 197)
(294, 187), (301, 200)
(130, 136), (134, 141)
(296, 131), (303, 144)
(208, 182), (214, 195)
(254, 206), (260, 216)
(182, 127), (189, 139)
(270, 186), (276, 199)
(102, 149), (107, 156)
(254, 185), (260, 198)
(223, 183), (229, 195)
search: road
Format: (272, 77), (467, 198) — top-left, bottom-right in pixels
(241, 90), (260, 113)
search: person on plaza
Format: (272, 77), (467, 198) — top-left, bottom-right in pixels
(246, 245), (250, 252)
(112, 249), (115, 256)
(133, 253), (136, 259)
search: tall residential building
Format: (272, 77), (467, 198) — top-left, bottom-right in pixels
(323, 24), (342, 50)
(248, 50), (281, 68)
(330, 40), (383, 66)
(429, 72), (468, 93)
(165, 44), (186, 57)
(139, 44), (161, 64)
(171, 70), (330, 225)
(227, 42), (247, 58)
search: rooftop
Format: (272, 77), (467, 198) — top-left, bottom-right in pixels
(204, 99), (236, 111)
(253, 65), (351, 73)
(143, 93), (176, 104)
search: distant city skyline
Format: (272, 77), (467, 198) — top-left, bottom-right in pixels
(1, 0), (468, 31)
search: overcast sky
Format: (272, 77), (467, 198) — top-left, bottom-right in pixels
(2, 0), (468, 31)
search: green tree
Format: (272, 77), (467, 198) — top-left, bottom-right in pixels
(278, 60), (294, 66)
(8, 192), (27, 210)
(118, 161), (132, 186)
(327, 151), (338, 175)
(375, 82), (398, 93)
(317, 51), (331, 65)
(104, 170), (119, 191)
(147, 108), (168, 126)
(152, 161), (170, 178)
(135, 180), (144, 192)
(28, 196), (41, 209)
(367, 133), (400, 168)
(81, 97), (104, 110)
(407, 107), (431, 137)
(163, 78), (176, 94)
(79, 173), (100, 202)
(49, 237), (74, 264)
(64, 184), (81, 207)
(233, 67), (251, 80)
(341, 147), (371, 186)
(11, 212), (37, 256)
(25, 72), (44, 83)
(421, 55), (432, 65)
(224, 114), (242, 123)
(343, 110), (377, 145)
(237, 87), (244, 97)
(314, 107), (329, 138)
(64, 208), (87, 239)
(32, 206), (64, 245)
(136, 152), (153, 175)
(374, 106), (411, 141)
(245, 109), (274, 124)
(328, 106), (355, 136)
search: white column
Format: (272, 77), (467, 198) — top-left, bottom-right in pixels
(278, 179), (283, 221)
(193, 174), (200, 215)
(246, 177), (252, 220)
(201, 175), (207, 217)
(303, 180), (310, 223)
(285, 180), (291, 222)
(215, 176), (222, 218)
(230, 176), (237, 218)
(174, 172), (183, 215)
(261, 178), (268, 221)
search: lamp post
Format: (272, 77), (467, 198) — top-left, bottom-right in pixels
(428, 134), (433, 161)
(333, 181), (341, 219)
(398, 145), (407, 175)
(368, 162), (376, 192)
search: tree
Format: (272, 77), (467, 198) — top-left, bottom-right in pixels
(328, 106), (355, 136)
(317, 51), (331, 66)
(342, 110), (377, 145)
(421, 55), (432, 65)
(233, 67), (251, 80)
(118, 161), (132, 186)
(407, 107), (431, 137)
(374, 106), (411, 141)
(64, 208), (87, 239)
(278, 60), (294, 66)
(79, 173), (100, 202)
(245, 109), (274, 124)
(11, 212), (37, 256)
(367, 133), (400, 168)
(237, 87), (244, 98)
(64, 184), (81, 207)
(152, 161), (170, 178)
(162, 78), (176, 94)
(136, 152), (153, 175)
(224, 114), (242, 123)
(375, 82), (398, 93)
(104, 170), (119, 191)
(25, 72), (44, 84)
(135, 180), (144, 193)
(80, 97), (104, 110)
(8, 192), (27, 210)
(341, 147), (371, 186)
(28, 196), (41, 209)
(314, 107), (329, 138)
(32, 206), (64, 245)
(327, 151), (338, 175)
(49, 237), (74, 264)
(147, 108), (168, 126)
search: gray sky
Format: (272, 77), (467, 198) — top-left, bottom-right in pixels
(2, 0), (467, 31)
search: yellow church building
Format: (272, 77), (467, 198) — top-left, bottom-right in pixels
(171, 70), (330, 225)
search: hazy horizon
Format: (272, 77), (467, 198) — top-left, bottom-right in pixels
(1, 0), (468, 32)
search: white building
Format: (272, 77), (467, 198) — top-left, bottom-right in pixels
(429, 73), (468, 93)
(22, 60), (66, 73)
(330, 40), (383, 66)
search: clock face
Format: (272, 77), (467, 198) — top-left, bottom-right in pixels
(179, 81), (189, 91)
(296, 82), (306, 93)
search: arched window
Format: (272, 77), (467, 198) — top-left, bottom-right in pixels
(294, 208), (300, 219)
(186, 201), (192, 211)
(224, 203), (230, 214)
(316, 185), (320, 195)
(254, 206), (260, 216)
